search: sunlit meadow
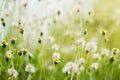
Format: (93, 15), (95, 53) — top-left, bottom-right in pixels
(0, 0), (120, 80)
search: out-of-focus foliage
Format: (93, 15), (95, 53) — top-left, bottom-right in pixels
(0, 0), (120, 80)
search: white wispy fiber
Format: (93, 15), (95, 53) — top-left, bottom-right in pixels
(63, 62), (78, 74)
(8, 68), (18, 78)
(85, 41), (97, 53)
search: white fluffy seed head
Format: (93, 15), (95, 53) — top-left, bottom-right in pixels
(77, 38), (86, 48)
(8, 68), (18, 78)
(90, 62), (98, 70)
(25, 64), (35, 73)
(101, 48), (109, 57)
(51, 44), (60, 51)
(52, 52), (61, 64)
(93, 53), (101, 60)
(85, 41), (97, 53)
(62, 62), (78, 74)
(6, 50), (12, 58)
(76, 57), (85, 66)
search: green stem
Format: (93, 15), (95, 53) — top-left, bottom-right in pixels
(27, 73), (31, 80)
(64, 75), (69, 80)
(111, 64), (113, 80)
(77, 72), (79, 80)
(70, 72), (74, 80)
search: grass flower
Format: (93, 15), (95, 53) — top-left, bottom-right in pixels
(40, 30), (43, 37)
(110, 55), (115, 63)
(18, 18), (21, 25)
(23, 49), (28, 55)
(76, 58), (85, 66)
(1, 40), (8, 48)
(18, 49), (28, 56)
(112, 48), (119, 55)
(5, 54), (11, 62)
(85, 41), (97, 53)
(19, 27), (24, 35)
(57, 10), (61, 16)
(52, 52), (61, 65)
(10, 37), (17, 45)
(93, 53), (101, 60)
(18, 49), (23, 56)
(83, 29), (88, 35)
(6, 50), (12, 57)
(27, 52), (33, 59)
(77, 38), (86, 48)
(8, 68), (18, 78)
(101, 29), (108, 36)
(37, 37), (42, 44)
(1, 17), (6, 27)
(25, 64), (35, 73)
(90, 62), (98, 70)
(62, 62), (78, 75)
(101, 48), (109, 57)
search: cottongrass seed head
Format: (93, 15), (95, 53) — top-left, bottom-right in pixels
(8, 68), (18, 78)
(90, 62), (99, 70)
(51, 43), (60, 51)
(77, 38), (86, 48)
(85, 41), (97, 53)
(25, 64), (35, 73)
(76, 57), (85, 66)
(101, 48), (109, 57)
(52, 52), (61, 65)
(62, 62), (78, 75)
(93, 53), (101, 60)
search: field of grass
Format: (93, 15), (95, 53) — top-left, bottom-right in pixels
(0, 0), (120, 80)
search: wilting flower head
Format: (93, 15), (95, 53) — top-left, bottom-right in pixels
(83, 29), (88, 35)
(51, 44), (60, 51)
(101, 29), (108, 36)
(27, 52), (33, 59)
(8, 68), (18, 78)
(5, 50), (12, 62)
(18, 49), (23, 56)
(90, 62), (98, 70)
(10, 37), (17, 45)
(110, 55), (115, 63)
(37, 37), (42, 44)
(77, 38), (86, 48)
(1, 40), (8, 48)
(19, 27), (24, 35)
(57, 10), (61, 15)
(52, 52), (61, 65)
(39, 30), (43, 37)
(85, 41), (97, 53)
(93, 53), (101, 60)
(112, 48), (119, 55)
(25, 64), (35, 73)
(1, 17), (6, 27)
(18, 49), (28, 56)
(101, 48), (109, 57)
(62, 62), (78, 75)
(23, 49), (28, 55)
(18, 18), (21, 25)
